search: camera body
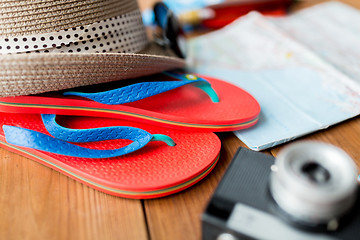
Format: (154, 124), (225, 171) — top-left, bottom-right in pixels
(202, 146), (360, 240)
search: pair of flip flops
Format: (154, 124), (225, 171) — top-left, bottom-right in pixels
(0, 72), (260, 198)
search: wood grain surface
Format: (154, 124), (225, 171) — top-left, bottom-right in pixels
(0, 1), (359, 240)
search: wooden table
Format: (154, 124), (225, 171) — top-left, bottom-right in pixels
(1, 0), (360, 239)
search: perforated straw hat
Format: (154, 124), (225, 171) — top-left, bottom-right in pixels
(0, 0), (185, 97)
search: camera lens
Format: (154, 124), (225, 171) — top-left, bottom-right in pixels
(270, 141), (358, 229)
(301, 161), (330, 184)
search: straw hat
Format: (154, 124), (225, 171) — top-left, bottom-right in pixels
(0, 0), (185, 97)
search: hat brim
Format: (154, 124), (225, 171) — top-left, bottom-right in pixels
(0, 42), (185, 97)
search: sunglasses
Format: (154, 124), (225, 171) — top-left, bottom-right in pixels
(153, 2), (185, 58)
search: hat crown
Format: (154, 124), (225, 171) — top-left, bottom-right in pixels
(0, 0), (149, 54)
(0, 0), (140, 37)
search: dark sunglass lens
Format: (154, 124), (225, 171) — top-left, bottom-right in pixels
(166, 14), (184, 58)
(154, 3), (168, 29)
(153, 2), (184, 58)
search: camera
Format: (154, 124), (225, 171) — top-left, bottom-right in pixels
(202, 142), (360, 240)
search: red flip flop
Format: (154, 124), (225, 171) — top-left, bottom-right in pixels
(0, 113), (220, 199)
(0, 72), (260, 132)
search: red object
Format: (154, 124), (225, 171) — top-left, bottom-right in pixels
(0, 113), (221, 199)
(0, 75), (260, 132)
(203, 0), (293, 29)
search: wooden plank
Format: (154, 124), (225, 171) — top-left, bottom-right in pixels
(0, 149), (148, 240)
(292, 0), (360, 10)
(144, 133), (271, 240)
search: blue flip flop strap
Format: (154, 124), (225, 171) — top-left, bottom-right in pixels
(63, 72), (219, 105)
(41, 114), (151, 143)
(3, 114), (175, 159)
